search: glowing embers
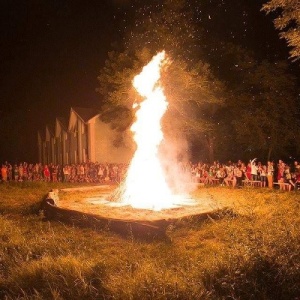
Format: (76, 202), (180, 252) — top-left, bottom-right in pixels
(121, 51), (184, 211)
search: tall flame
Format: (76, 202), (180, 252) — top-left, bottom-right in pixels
(122, 51), (174, 210)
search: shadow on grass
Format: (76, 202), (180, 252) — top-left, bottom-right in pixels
(0, 257), (110, 300)
(203, 255), (300, 299)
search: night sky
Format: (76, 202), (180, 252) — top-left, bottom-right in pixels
(0, 0), (296, 162)
(0, 0), (122, 117)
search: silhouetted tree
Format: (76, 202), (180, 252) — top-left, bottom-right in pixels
(225, 47), (300, 160)
(262, 0), (300, 61)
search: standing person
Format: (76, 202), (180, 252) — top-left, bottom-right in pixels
(28, 164), (33, 181)
(63, 165), (70, 182)
(260, 165), (267, 187)
(250, 158), (258, 181)
(7, 164), (12, 181)
(13, 164), (19, 181)
(113, 164), (119, 183)
(1, 164), (8, 182)
(57, 165), (63, 182)
(23, 162), (28, 181)
(32, 163), (38, 181)
(257, 161), (262, 181)
(104, 164), (110, 182)
(276, 160), (286, 190)
(267, 161), (274, 188)
(48, 164), (54, 182)
(277, 160), (285, 183)
(97, 164), (104, 183)
(52, 165), (58, 182)
(235, 166), (243, 188)
(245, 162), (252, 180)
(43, 165), (50, 182)
(18, 163), (24, 181)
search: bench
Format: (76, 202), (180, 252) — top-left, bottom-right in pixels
(242, 180), (261, 187)
(210, 178), (221, 185)
(224, 179), (234, 186)
(273, 182), (291, 191)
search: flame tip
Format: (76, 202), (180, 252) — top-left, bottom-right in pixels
(122, 51), (179, 211)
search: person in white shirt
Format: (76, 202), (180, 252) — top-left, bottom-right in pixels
(250, 158), (258, 181)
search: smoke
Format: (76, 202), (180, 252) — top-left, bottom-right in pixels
(96, 119), (134, 163)
(159, 135), (196, 195)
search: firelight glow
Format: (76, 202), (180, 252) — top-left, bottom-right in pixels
(121, 51), (177, 210)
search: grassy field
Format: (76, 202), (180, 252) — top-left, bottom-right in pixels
(0, 182), (299, 299)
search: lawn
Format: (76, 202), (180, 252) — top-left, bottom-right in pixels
(0, 182), (299, 299)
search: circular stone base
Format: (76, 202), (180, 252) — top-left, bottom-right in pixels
(43, 185), (225, 240)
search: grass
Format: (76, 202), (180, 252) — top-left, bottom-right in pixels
(0, 182), (299, 299)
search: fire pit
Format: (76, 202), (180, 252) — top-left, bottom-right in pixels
(42, 185), (224, 241)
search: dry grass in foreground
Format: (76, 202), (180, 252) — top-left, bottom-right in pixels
(0, 182), (299, 299)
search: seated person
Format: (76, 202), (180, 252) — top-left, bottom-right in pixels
(224, 169), (234, 186)
(294, 171), (300, 190)
(283, 165), (295, 191)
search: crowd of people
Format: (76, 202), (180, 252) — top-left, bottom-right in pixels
(1, 158), (300, 191)
(0, 161), (126, 184)
(185, 158), (300, 191)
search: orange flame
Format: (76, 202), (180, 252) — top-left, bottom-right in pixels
(121, 51), (175, 210)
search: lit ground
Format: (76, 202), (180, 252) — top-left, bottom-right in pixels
(56, 184), (225, 222)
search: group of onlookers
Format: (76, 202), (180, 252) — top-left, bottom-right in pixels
(0, 161), (127, 184)
(1, 158), (300, 191)
(182, 158), (300, 191)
